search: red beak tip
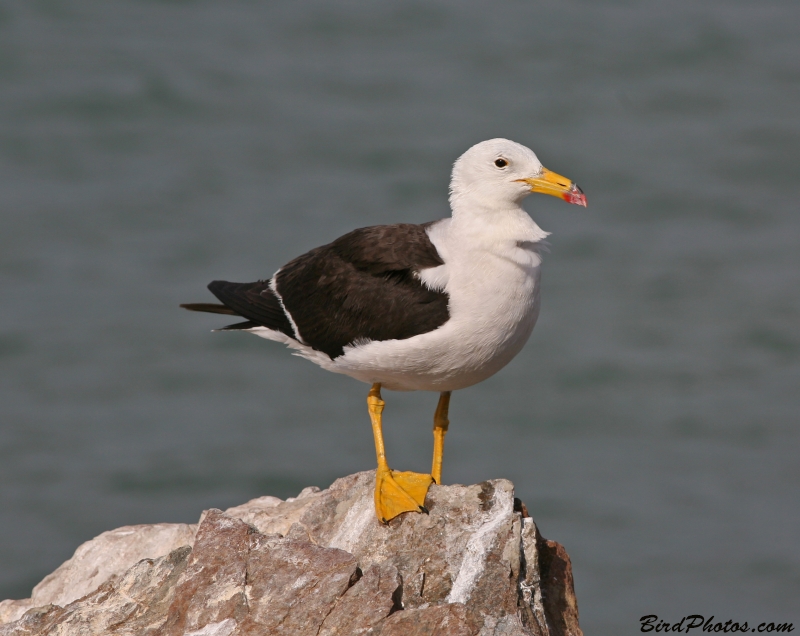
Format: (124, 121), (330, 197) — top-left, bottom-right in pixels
(563, 191), (587, 207)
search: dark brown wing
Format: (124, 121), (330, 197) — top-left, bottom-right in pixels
(275, 223), (449, 358)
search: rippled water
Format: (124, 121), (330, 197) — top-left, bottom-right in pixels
(1, 2), (799, 633)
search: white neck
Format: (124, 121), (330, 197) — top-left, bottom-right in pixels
(448, 197), (550, 246)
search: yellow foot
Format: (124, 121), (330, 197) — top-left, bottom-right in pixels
(374, 465), (434, 524)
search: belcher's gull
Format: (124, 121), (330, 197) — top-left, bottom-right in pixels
(182, 138), (587, 523)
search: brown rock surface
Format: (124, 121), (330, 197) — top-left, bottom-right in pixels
(318, 563), (401, 636)
(0, 471), (582, 636)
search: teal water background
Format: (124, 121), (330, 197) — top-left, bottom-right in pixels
(1, 2), (799, 633)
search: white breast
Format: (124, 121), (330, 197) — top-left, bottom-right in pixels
(330, 213), (548, 392)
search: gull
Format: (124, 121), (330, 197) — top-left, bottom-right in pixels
(182, 138), (586, 523)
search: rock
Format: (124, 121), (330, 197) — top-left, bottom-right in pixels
(0, 523), (196, 625)
(0, 471), (582, 636)
(317, 563), (401, 636)
(0, 545), (193, 636)
(536, 536), (582, 636)
(158, 510), (361, 635)
(374, 603), (476, 635)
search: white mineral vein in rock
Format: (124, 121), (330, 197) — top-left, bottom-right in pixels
(446, 492), (514, 604)
(327, 492), (374, 553)
(185, 618), (237, 636)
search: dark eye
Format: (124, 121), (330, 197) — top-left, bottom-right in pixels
(494, 158), (508, 168)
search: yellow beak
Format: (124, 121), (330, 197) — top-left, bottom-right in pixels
(516, 168), (587, 207)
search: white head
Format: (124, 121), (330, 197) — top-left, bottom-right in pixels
(449, 138), (586, 212)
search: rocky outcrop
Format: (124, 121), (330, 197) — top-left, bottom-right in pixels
(0, 471), (581, 636)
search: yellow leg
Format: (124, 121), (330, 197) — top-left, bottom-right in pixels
(368, 383), (433, 523)
(431, 391), (451, 484)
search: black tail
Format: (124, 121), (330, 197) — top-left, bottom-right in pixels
(180, 303), (239, 316)
(183, 280), (296, 340)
